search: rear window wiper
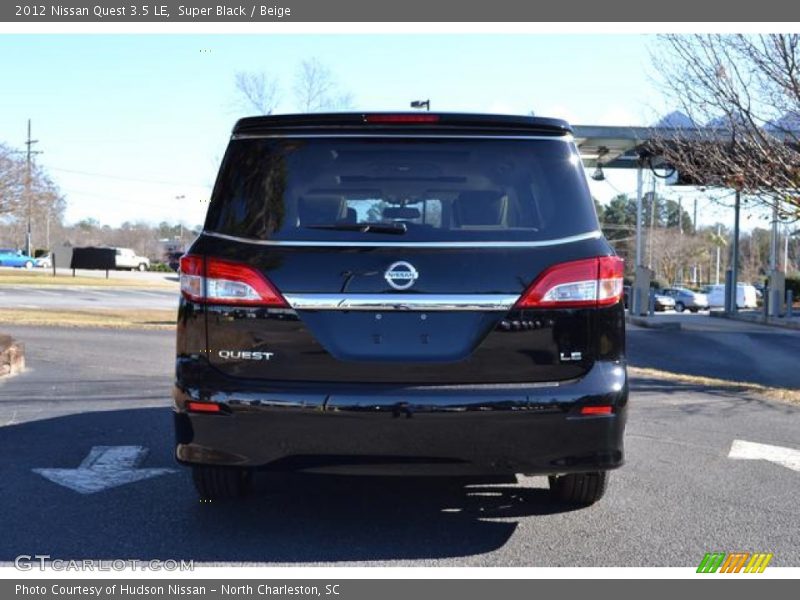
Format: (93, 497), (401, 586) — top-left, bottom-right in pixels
(305, 222), (408, 235)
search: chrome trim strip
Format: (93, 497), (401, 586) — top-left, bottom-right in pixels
(202, 229), (602, 248)
(284, 294), (519, 312)
(232, 133), (574, 142)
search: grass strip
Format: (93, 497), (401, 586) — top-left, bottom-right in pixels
(629, 366), (800, 405)
(0, 271), (176, 288)
(0, 308), (176, 330)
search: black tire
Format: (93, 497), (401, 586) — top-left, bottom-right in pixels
(675, 302), (685, 313)
(24, 260), (33, 270)
(548, 471), (608, 505)
(137, 263), (148, 272)
(192, 465), (252, 500)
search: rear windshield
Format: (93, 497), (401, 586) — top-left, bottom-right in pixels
(204, 137), (598, 242)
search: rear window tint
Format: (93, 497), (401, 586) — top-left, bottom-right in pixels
(205, 137), (598, 242)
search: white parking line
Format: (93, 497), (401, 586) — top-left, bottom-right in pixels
(728, 439), (800, 472)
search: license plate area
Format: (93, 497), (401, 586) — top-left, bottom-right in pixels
(296, 310), (501, 362)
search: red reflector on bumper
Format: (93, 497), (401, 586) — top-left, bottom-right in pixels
(580, 405), (613, 415)
(187, 401), (222, 413)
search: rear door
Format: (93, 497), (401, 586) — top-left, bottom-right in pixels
(198, 135), (617, 385)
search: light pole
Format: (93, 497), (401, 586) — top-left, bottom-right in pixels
(789, 229), (800, 274)
(175, 195), (186, 246)
(716, 224), (722, 285)
(23, 119), (41, 257)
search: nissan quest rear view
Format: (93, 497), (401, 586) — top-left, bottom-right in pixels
(174, 113), (628, 505)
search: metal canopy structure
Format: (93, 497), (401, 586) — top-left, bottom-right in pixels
(571, 124), (745, 316)
(573, 125), (653, 168)
(573, 124), (726, 167)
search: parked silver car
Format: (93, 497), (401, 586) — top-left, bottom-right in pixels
(653, 293), (676, 312)
(660, 287), (709, 313)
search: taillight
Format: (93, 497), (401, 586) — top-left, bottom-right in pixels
(580, 405), (613, 415)
(179, 255), (288, 307)
(186, 401), (223, 413)
(515, 256), (624, 309)
(364, 114), (440, 124)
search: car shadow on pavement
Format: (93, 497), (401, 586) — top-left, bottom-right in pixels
(0, 407), (585, 563)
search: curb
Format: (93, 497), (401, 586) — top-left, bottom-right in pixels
(0, 335), (25, 378)
(709, 311), (800, 331)
(625, 315), (682, 331)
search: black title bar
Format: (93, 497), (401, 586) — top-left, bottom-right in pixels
(2, 0), (799, 22)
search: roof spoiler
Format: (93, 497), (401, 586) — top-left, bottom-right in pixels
(233, 112), (573, 136)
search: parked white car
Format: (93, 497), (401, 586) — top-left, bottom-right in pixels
(704, 283), (758, 309)
(114, 247), (150, 271)
(34, 253), (52, 268)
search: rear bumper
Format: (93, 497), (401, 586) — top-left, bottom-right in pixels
(173, 360), (628, 475)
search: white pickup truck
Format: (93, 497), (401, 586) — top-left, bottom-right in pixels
(114, 247), (150, 271)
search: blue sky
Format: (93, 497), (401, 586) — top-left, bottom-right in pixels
(0, 34), (683, 227)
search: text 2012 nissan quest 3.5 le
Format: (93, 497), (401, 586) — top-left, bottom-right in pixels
(174, 113), (628, 505)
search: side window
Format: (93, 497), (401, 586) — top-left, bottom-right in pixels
(346, 198), (386, 223)
(343, 198), (443, 227)
(400, 199), (442, 227)
(422, 199), (442, 227)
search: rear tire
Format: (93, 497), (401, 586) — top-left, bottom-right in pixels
(24, 260), (33, 269)
(137, 263), (148, 272)
(548, 471), (608, 505)
(192, 465), (252, 500)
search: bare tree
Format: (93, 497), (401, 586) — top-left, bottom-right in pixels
(0, 143), (23, 216)
(653, 34), (800, 220)
(0, 142), (65, 250)
(293, 58), (354, 112)
(648, 227), (710, 285)
(234, 71), (280, 115)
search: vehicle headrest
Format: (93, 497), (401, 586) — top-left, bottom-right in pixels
(452, 191), (508, 227)
(298, 197), (346, 225)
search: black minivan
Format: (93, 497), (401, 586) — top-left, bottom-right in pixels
(174, 113), (627, 505)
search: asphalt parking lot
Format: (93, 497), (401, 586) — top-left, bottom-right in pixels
(627, 312), (800, 387)
(0, 316), (797, 567)
(0, 285), (178, 310)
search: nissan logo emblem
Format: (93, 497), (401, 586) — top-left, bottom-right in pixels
(384, 261), (419, 291)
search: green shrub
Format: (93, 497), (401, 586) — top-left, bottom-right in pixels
(149, 262), (175, 273)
